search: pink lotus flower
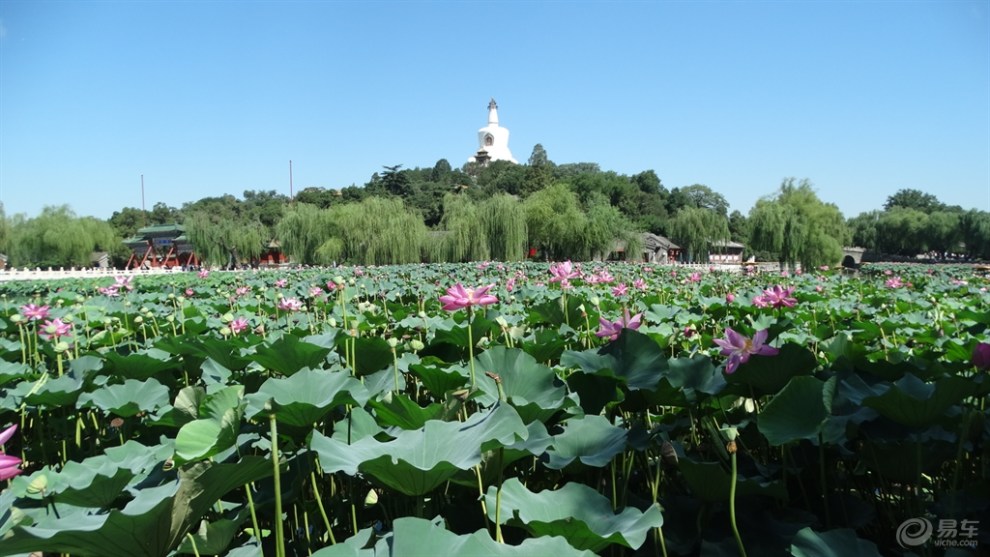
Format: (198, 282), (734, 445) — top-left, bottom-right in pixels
(0, 453), (21, 481)
(114, 276), (134, 291)
(549, 261), (579, 283)
(595, 269), (615, 284)
(725, 293), (735, 304)
(0, 424), (16, 446)
(185, 288), (195, 297)
(39, 318), (71, 341)
(688, 272), (701, 283)
(596, 309), (643, 341)
(560, 278), (573, 291)
(714, 328), (779, 374)
(439, 284), (498, 311)
(235, 286), (251, 297)
(0, 424), (22, 481)
(633, 278), (647, 290)
(754, 285), (797, 308)
(198, 269), (209, 279)
(505, 277), (516, 292)
(98, 285), (120, 297)
(230, 317), (249, 336)
(20, 304), (50, 322)
(278, 297), (304, 312)
(325, 281), (337, 292)
(274, 279), (288, 288)
(885, 276), (904, 289)
(309, 286), (324, 297)
(612, 283), (628, 297)
(973, 342), (990, 370)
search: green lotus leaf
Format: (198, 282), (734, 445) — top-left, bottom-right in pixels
(174, 389), (245, 465)
(863, 373), (976, 427)
(312, 516), (597, 557)
(518, 328), (568, 363)
(367, 391), (444, 430)
(724, 343), (818, 396)
(408, 357), (469, 397)
(0, 360), (33, 387)
(102, 348), (182, 380)
(561, 329), (668, 391)
(175, 509), (251, 556)
(251, 334), (332, 376)
(78, 378), (170, 417)
(335, 336), (393, 376)
(244, 368), (369, 428)
(473, 346), (569, 422)
(544, 414), (627, 469)
(311, 403), (528, 495)
(484, 477), (662, 552)
(759, 376), (836, 446)
(331, 406), (383, 443)
(790, 527), (882, 557)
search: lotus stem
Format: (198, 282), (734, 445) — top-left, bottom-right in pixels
(727, 441), (748, 557)
(270, 414), (286, 557)
(310, 469), (337, 544)
(245, 481), (263, 547)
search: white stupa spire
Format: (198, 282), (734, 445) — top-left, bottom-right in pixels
(469, 98), (516, 165)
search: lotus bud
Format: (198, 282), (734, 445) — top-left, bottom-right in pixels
(410, 339), (425, 351)
(221, 312), (234, 323)
(168, 293), (176, 300)
(10, 314), (22, 324)
(590, 296), (600, 307)
(348, 278), (355, 286)
(418, 311), (427, 319)
(328, 318), (337, 328)
(165, 315), (175, 323)
(495, 316), (508, 328)
(386, 337), (399, 348)
(133, 316), (143, 325)
(54, 341), (70, 353)
(219, 326), (231, 336)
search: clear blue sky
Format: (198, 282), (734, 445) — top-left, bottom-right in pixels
(1, 0), (987, 221)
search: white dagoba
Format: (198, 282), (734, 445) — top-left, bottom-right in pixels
(468, 98), (517, 165)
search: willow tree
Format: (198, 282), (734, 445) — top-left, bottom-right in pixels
(276, 203), (336, 264)
(748, 178), (848, 269)
(7, 205), (122, 267)
(668, 206), (729, 262)
(478, 194), (527, 261)
(185, 212), (267, 267)
(334, 197), (426, 265)
(438, 193), (490, 262)
(583, 194), (642, 261)
(523, 183), (589, 260)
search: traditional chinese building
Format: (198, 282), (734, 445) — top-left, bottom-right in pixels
(124, 224), (198, 269)
(468, 98), (517, 166)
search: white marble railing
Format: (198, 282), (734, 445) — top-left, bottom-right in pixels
(0, 267), (188, 282)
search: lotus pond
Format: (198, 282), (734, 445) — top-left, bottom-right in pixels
(0, 262), (987, 557)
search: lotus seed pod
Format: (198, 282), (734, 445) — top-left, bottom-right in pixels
(221, 312), (234, 323)
(410, 339), (425, 351)
(387, 337), (399, 348)
(219, 326), (231, 336)
(54, 341), (70, 353)
(133, 316), (143, 325)
(10, 314), (22, 324)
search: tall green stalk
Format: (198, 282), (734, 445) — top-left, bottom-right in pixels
(270, 415), (286, 557)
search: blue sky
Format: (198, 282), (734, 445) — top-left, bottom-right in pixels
(1, 0), (987, 221)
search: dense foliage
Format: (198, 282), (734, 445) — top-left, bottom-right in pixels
(0, 262), (986, 556)
(0, 146), (987, 268)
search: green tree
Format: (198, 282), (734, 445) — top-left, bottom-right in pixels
(479, 194), (528, 261)
(523, 183), (589, 260)
(668, 206), (729, 262)
(184, 212), (267, 268)
(7, 205), (122, 268)
(748, 178), (848, 269)
(679, 184), (729, 216)
(959, 210), (990, 258)
(108, 207), (150, 239)
(883, 188), (944, 213)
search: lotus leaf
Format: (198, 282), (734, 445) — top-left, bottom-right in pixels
(311, 403), (528, 495)
(484, 477), (662, 552)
